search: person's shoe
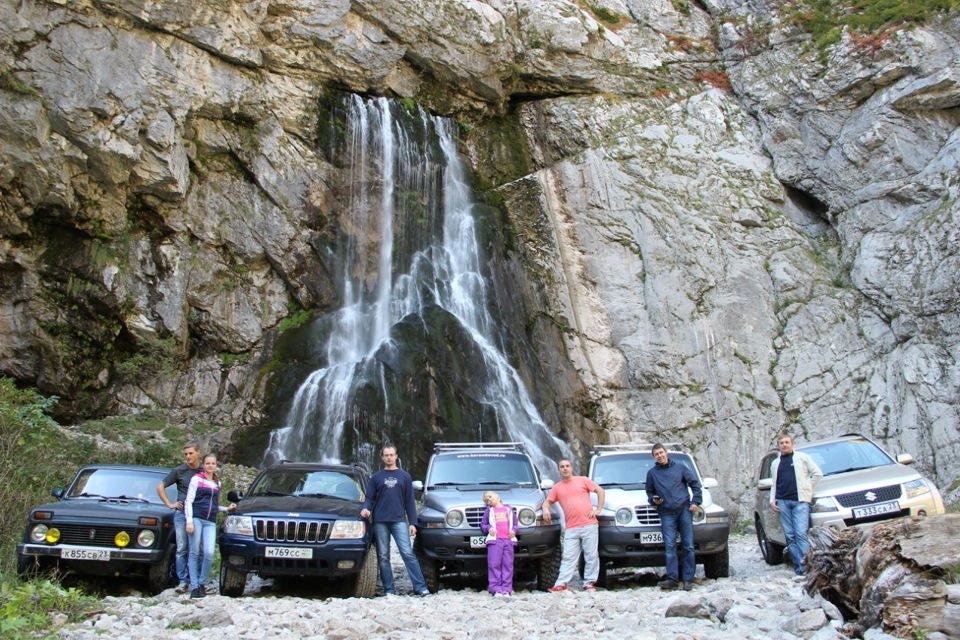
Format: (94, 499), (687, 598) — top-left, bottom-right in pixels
(682, 581), (694, 591)
(582, 582), (596, 591)
(657, 578), (679, 590)
(417, 589), (431, 597)
(548, 584), (567, 592)
(174, 582), (189, 594)
(204, 584), (217, 595)
(189, 588), (205, 599)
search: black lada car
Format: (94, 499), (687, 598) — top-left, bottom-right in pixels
(412, 442), (562, 591)
(218, 461), (376, 598)
(17, 464), (178, 594)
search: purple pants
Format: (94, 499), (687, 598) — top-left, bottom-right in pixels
(487, 539), (515, 594)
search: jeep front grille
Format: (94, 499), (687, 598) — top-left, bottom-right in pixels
(48, 525), (131, 547)
(835, 485), (902, 508)
(633, 505), (661, 526)
(253, 518), (330, 543)
(464, 507), (486, 528)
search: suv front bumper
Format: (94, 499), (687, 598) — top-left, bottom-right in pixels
(416, 523), (561, 564)
(219, 535), (369, 578)
(597, 521), (729, 564)
(18, 543), (167, 563)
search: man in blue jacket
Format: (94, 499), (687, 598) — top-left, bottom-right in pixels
(360, 444), (430, 596)
(645, 443), (702, 591)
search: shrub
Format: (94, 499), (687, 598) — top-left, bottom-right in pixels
(0, 579), (99, 638)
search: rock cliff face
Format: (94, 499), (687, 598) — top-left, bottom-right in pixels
(0, 0), (957, 509)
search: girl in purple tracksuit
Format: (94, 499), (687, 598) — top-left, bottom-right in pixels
(480, 491), (519, 596)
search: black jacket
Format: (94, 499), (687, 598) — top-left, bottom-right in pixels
(645, 460), (702, 511)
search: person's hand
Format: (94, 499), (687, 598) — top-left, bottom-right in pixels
(408, 524), (417, 538)
(542, 509), (552, 524)
(186, 523), (194, 534)
(771, 501), (780, 513)
(689, 504), (699, 513)
(360, 508), (370, 519)
(228, 504), (237, 512)
(509, 531), (517, 539)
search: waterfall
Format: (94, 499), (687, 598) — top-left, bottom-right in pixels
(264, 95), (570, 477)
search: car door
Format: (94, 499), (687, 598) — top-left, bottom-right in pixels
(756, 452), (786, 544)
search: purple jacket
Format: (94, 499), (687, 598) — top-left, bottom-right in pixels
(480, 504), (519, 544)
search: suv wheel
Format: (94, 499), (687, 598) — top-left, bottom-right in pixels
(146, 545), (176, 595)
(756, 517), (784, 565)
(219, 562), (247, 597)
(702, 548), (730, 579)
(350, 548), (378, 598)
(536, 545), (562, 591)
(415, 543), (439, 593)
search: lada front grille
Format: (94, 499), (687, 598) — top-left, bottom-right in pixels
(633, 505), (661, 526)
(49, 524), (131, 547)
(253, 518), (330, 543)
(464, 507), (486, 528)
(835, 484), (902, 508)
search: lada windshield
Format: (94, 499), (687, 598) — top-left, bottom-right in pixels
(801, 438), (895, 476)
(592, 454), (696, 486)
(249, 470), (363, 501)
(428, 453), (537, 486)
(68, 468), (172, 503)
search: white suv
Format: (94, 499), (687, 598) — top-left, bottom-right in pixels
(753, 433), (945, 565)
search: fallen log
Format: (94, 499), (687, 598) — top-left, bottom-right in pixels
(805, 513), (960, 639)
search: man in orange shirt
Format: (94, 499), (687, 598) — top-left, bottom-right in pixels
(542, 459), (606, 591)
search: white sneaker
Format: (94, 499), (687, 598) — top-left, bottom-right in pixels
(174, 582), (189, 594)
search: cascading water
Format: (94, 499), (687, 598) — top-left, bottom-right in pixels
(264, 95), (570, 477)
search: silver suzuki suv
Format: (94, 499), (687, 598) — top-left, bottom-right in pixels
(753, 433), (945, 565)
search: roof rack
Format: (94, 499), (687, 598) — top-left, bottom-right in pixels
(591, 442), (684, 454)
(433, 442), (527, 453)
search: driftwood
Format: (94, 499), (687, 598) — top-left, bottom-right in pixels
(805, 513), (960, 639)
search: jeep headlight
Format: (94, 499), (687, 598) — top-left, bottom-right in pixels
(445, 510), (464, 527)
(137, 530), (156, 547)
(30, 524), (50, 543)
(811, 497), (838, 513)
(903, 478), (930, 499)
(223, 515), (254, 536)
(615, 508), (632, 525)
(330, 520), (366, 539)
(517, 508), (536, 527)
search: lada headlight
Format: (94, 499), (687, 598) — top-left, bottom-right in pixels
(223, 515), (254, 536)
(330, 520), (365, 539)
(30, 524), (49, 543)
(517, 508), (536, 526)
(615, 508), (632, 525)
(903, 478), (930, 499)
(137, 530), (156, 547)
(811, 496), (838, 513)
(445, 510), (464, 527)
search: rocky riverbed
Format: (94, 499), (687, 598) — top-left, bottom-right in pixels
(52, 532), (903, 640)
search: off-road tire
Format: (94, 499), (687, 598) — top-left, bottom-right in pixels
(146, 545), (177, 595)
(350, 547), (378, 598)
(536, 545), (562, 591)
(756, 517), (784, 565)
(415, 543), (439, 593)
(219, 562), (247, 597)
(702, 547), (730, 578)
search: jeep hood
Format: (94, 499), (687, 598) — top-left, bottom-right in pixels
(815, 464), (921, 496)
(599, 487), (717, 510)
(32, 498), (170, 521)
(234, 495), (363, 518)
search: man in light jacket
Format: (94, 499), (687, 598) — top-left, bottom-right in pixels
(770, 433), (823, 575)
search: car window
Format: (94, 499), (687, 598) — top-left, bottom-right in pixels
(758, 454), (776, 481)
(68, 468), (169, 503)
(801, 438), (895, 475)
(592, 454), (696, 485)
(428, 454), (537, 485)
(250, 470), (364, 500)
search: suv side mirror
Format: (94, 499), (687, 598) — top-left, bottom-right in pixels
(896, 453), (914, 465)
(702, 477), (718, 489)
(227, 490), (244, 502)
(757, 478), (773, 490)
(52, 488), (65, 499)
(412, 480), (424, 491)
(540, 479), (555, 490)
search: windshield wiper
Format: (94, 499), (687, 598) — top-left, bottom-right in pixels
(826, 466), (873, 476)
(600, 482), (645, 489)
(114, 495), (150, 503)
(258, 490), (294, 497)
(429, 482), (465, 487)
(297, 492), (349, 500)
(78, 492), (104, 498)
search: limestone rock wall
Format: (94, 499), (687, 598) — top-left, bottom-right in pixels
(0, 0), (957, 511)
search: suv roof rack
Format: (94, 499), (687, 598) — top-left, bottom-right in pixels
(433, 442), (527, 453)
(591, 442), (684, 454)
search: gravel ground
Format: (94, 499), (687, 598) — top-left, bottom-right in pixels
(53, 533), (852, 640)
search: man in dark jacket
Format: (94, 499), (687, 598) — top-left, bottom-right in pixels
(156, 440), (202, 593)
(645, 443), (702, 591)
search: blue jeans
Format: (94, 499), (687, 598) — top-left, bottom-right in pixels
(555, 524), (600, 586)
(777, 499), (811, 574)
(660, 507), (695, 582)
(174, 510), (189, 583)
(188, 519), (217, 590)
(373, 522), (428, 594)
